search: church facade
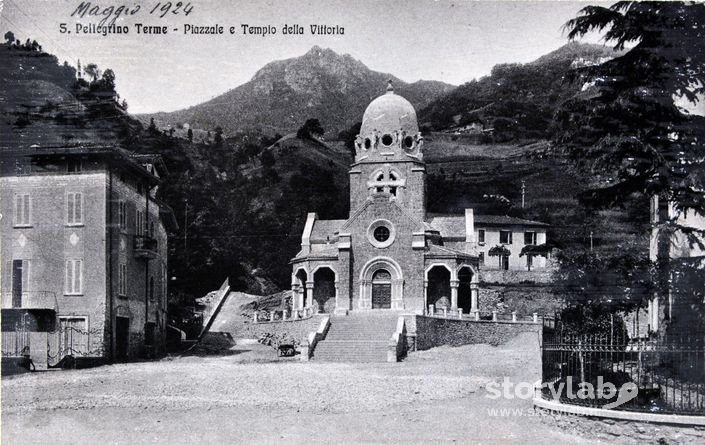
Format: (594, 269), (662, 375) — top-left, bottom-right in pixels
(290, 83), (548, 315)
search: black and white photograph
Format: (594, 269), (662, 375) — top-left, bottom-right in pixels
(1, 0), (704, 443)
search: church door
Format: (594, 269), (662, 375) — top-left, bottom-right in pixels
(371, 269), (392, 309)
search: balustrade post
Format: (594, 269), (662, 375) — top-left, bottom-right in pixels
(512, 311), (517, 323)
(492, 311), (497, 322)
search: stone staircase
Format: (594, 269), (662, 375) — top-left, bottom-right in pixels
(312, 313), (400, 362)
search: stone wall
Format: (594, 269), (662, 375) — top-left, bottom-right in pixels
(413, 315), (541, 350)
(237, 315), (322, 345)
(480, 269), (554, 284)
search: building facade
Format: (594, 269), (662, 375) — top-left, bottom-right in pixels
(1, 146), (175, 368)
(290, 84), (552, 315)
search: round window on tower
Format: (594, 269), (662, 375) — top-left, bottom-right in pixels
(381, 134), (394, 146)
(364, 138), (371, 149)
(373, 226), (390, 243)
(367, 219), (396, 248)
(404, 136), (414, 149)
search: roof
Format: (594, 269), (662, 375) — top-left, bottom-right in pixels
(425, 243), (476, 259)
(427, 216), (465, 238)
(310, 219), (347, 241)
(474, 215), (549, 227)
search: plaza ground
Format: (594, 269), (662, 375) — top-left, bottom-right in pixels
(2, 332), (703, 444)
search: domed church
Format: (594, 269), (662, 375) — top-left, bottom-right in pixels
(290, 82), (482, 315)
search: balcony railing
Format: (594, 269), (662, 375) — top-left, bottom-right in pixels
(1, 291), (58, 310)
(134, 235), (158, 259)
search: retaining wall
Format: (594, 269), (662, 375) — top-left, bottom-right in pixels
(413, 315), (542, 350)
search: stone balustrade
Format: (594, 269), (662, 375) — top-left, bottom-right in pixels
(253, 307), (315, 324)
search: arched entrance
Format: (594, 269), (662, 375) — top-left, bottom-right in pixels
(427, 266), (451, 310)
(359, 257), (404, 309)
(371, 269), (392, 309)
(313, 267), (336, 313)
(295, 269), (308, 309)
(458, 267), (473, 312)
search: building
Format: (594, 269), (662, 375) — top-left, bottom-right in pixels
(289, 83), (552, 316)
(1, 145), (176, 369)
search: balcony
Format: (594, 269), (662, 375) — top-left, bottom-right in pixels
(1, 291), (58, 311)
(133, 235), (158, 259)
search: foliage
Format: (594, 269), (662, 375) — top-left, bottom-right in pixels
(338, 121), (361, 157)
(296, 118), (324, 140)
(556, 1), (705, 215)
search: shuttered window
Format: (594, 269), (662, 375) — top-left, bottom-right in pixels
(67, 192), (83, 225)
(14, 194), (31, 226)
(65, 259), (83, 295)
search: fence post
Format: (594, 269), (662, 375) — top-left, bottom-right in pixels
(474, 311), (480, 321)
(492, 311), (497, 321)
(429, 305), (435, 316)
(533, 312), (538, 323)
(254, 313), (258, 323)
(443, 308), (448, 318)
(282, 310), (287, 321)
(512, 312), (517, 323)
(270, 312), (275, 322)
(457, 309), (463, 319)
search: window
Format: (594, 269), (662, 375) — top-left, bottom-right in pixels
(381, 134), (393, 146)
(478, 252), (484, 266)
(501, 255), (510, 270)
(67, 192), (83, 225)
(118, 201), (127, 230)
(11, 259), (30, 307)
(14, 194), (31, 226)
(65, 259), (83, 295)
(500, 230), (513, 244)
(119, 263), (127, 296)
(524, 231), (537, 245)
(136, 210), (144, 235)
(68, 159), (82, 173)
(373, 226), (390, 243)
(478, 229), (485, 244)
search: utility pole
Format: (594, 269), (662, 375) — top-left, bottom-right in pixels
(521, 181), (526, 209)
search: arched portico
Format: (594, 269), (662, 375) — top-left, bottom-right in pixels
(457, 264), (479, 313)
(292, 267), (309, 310)
(312, 266), (337, 314)
(359, 257), (404, 310)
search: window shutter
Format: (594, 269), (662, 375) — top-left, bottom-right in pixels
(75, 193), (82, 223)
(24, 195), (30, 225)
(76, 260), (82, 294)
(65, 260), (71, 294)
(21, 260), (30, 293)
(67, 193), (73, 224)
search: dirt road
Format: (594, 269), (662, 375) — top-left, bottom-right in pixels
(2, 333), (701, 444)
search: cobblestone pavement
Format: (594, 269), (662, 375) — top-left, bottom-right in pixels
(2, 333), (703, 444)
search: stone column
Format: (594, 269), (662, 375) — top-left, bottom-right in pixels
(305, 282), (315, 309)
(470, 282), (479, 313)
(423, 280), (429, 314)
(391, 278), (404, 310)
(450, 280), (459, 310)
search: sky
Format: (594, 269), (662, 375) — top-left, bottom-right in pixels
(0, 0), (613, 113)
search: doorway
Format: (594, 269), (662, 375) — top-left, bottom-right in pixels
(115, 316), (129, 361)
(371, 269), (392, 309)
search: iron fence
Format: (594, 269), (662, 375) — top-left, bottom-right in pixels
(541, 329), (705, 415)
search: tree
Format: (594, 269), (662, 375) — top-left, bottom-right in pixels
(4, 31), (15, 45)
(84, 63), (100, 82)
(556, 1), (705, 214)
(214, 126), (224, 147)
(297, 118), (324, 140)
(187, 128), (193, 142)
(101, 69), (116, 90)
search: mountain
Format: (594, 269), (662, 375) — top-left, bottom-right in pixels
(418, 42), (623, 139)
(140, 46), (455, 136)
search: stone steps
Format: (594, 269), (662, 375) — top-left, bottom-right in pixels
(313, 314), (399, 362)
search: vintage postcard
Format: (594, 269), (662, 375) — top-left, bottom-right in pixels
(1, 1), (704, 444)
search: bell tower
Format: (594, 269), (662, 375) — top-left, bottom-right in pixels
(349, 82), (426, 219)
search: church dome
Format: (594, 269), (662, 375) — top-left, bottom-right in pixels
(360, 83), (419, 137)
(355, 81), (423, 161)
